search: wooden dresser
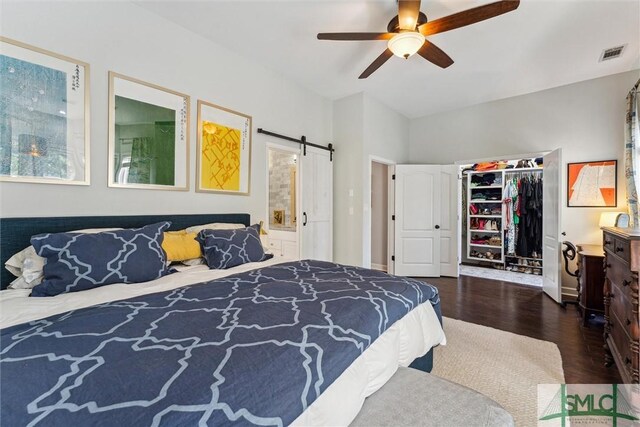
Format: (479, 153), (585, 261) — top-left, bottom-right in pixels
(602, 227), (640, 383)
(576, 244), (605, 326)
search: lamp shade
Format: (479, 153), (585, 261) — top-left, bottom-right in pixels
(599, 212), (625, 227)
(387, 32), (425, 59)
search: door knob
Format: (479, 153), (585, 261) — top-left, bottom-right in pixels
(561, 232), (567, 236)
(435, 225), (440, 229)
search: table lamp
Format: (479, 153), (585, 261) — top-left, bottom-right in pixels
(599, 212), (627, 228)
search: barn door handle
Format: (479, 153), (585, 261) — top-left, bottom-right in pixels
(435, 225), (440, 230)
(303, 212), (307, 226)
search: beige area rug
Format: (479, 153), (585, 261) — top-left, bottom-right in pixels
(432, 317), (565, 427)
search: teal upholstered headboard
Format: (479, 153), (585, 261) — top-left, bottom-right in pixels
(0, 213), (251, 290)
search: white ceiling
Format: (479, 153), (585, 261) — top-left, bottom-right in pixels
(136, 0), (640, 119)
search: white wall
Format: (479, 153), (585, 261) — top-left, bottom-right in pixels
(361, 94), (410, 267)
(409, 69), (640, 293)
(332, 92), (409, 267)
(332, 93), (364, 266)
(0, 1), (332, 223)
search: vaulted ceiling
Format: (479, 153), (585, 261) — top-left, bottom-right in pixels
(137, 0), (640, 118)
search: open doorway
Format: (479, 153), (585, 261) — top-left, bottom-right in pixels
(371, 160), (390, 272)
(266, 144), (300, 258)
(458, 152), (560, 300)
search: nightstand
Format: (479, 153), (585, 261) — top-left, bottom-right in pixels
(576, 244), (605, 326)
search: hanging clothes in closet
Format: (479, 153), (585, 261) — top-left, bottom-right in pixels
(502, 173), (543, 257)
(502, 178), (518, 255)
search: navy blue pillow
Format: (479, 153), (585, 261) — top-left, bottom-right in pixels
(30, 222), (172, 297)
(196, 224), (271, 269)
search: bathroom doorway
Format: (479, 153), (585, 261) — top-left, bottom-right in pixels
(266, 144), (300, 258)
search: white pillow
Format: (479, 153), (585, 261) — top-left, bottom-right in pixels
(185, 222), (246, 234)
(180, 257), (206, 266)
(5, 227), (123, 290)
(9, 276), (33, 290)
(260, 235), (273, 255)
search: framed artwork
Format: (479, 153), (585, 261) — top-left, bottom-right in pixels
(0, 37), (90, 185)
(196, 100), (252, 195)
(567, 160), (617, 207)
(108, 72), (189, 191)
(273, 209), (285, 225)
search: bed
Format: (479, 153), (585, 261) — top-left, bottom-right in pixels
(0, 214), (446, 426)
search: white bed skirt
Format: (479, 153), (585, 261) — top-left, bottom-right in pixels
(292, 300), (445, 426)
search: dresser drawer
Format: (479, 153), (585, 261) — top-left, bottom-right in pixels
(609, 313), (637, 379)
(614, 238), (631, 263)
(610, 289), (638, 338)
(604, 233), (615, 252)
(606, 255), (635, 301)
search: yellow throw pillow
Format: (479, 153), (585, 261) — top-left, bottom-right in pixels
(162, 230), (201, 262)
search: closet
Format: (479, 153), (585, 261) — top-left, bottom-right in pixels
(465, 168), (544, 275)
(391, 148), (563, 303)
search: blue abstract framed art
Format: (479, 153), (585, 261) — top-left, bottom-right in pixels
(0, 37), (90, 185)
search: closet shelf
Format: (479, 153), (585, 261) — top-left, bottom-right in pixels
(504, 255), (543, 261)
(467, 256), (504, 264)
(469, 200), (502, 203)
(469, 243), (502, 249)
(469, 215), (501, 218)
(504, 167), (542, 173)
(470, 185), (502, 189)
(507, 263), (542, 269)
(469, 229), (501, 234)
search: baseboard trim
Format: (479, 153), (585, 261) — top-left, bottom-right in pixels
(371, 263), (387, 272)
(562, 286), (578, 298)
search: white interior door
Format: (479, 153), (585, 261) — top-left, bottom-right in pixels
(300, 147), (333, 261)
(440, 165), (459, 277)
(394, 165), (441, 277)
(543, 148), (563, 303)
(387, 165), (396, 274)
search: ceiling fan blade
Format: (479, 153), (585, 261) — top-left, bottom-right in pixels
(418, 0), (520, 37)
(359, 49), (394, 79)
(417, 41), (454, 68)
(317, 32), (395, 41)
(398, 0), (422, 30)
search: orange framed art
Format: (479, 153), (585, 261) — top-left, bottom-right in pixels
(567, 160), (617, 207)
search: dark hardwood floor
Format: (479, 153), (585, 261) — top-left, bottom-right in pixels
(418, 274), (622, 384)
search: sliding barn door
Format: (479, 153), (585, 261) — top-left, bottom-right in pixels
(300, 147), (333, 261)
(542, 148), (563, 303)
(394, 165), (441, 277)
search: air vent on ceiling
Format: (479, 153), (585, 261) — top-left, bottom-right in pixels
(599, 45), (626, 62)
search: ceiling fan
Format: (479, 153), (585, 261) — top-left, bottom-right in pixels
(317, 0), (520, 79)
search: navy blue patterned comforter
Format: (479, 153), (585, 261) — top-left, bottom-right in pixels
(0, 260), (441, 426)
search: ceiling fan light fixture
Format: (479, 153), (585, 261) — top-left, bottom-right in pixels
(387, 32), (424, 59)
